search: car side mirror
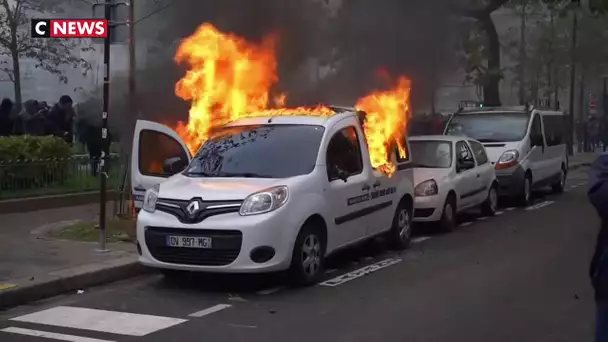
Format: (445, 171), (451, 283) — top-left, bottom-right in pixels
(457, 159), (475, 172)
(163, 157), (188, 175)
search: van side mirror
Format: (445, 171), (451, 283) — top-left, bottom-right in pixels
(163, 157), (188, 175)
(331, 166), (349, 182)
(530, 134), (543, 147)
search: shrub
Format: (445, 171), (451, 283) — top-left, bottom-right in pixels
(0, 135), (72, 190)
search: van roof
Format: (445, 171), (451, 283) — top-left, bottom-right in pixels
(224, 107), (359, 128)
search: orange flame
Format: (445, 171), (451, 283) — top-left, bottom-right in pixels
(173, 23), (411, 176)
(356, 77), (411, 175)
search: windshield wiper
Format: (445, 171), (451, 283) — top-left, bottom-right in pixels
(217, 172), (274, 178)
(184, 171), (213, 177)
(477, 139), (504, 143)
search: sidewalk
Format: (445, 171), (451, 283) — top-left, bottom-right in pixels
(0, 204), (148, 310)
(570, 151), (600, 169)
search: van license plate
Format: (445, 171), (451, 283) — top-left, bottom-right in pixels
(166, 236), (212, 249)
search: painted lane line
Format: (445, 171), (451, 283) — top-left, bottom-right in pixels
(459, 222), (473, 227)
(256, 287), (284, 295)
(477, 216), (489, 221)
(411, 236), (431, 244)
(525, 201), (554, 211)
(189, 304), (232, 318)
(505, 207), (517, 211)
(495, 211), (505, 215)
(1, 327), (114, 342)
(10, 306), (187, 337)
(320, 258), (402, 287)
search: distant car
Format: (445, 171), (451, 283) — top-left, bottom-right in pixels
(410, 135), (498, 231)
(130, 108), (415, 286)
(444, 105), (568, 206)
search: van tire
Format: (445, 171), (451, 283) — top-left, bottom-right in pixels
(387, 199), (413, 250)
(517, 174), (533, 207)
(481, 184), (498, 216)
(551, 167), (566, 194)
(439, 195), (457, 232)
(289, 223), (326, 286)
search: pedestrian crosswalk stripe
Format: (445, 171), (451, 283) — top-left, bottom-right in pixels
(10, 306), (187, 337)
(188, 304), (231, 317)
(1, 327), (114, 342)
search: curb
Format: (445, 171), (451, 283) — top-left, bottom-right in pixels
(569, 162), (592, 171)
(0, 258), (151, 311)
(0, 191), (121, 214)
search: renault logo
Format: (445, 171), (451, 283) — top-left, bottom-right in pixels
(186, 201), (200, 216)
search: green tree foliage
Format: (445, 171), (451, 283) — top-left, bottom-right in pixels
(0, 0), (93, 105)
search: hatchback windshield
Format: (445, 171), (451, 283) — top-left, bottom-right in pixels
(184, 124), (325, 178)
(445, 112), (530, 142)
(410, 140), (453, 168)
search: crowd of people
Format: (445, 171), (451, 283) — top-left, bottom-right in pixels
(0, 95), (76, 145)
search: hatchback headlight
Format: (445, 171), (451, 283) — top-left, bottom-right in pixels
(142, 184), (159, 213)
(415, 179), (438, 197)
(239, 186), (289, 216)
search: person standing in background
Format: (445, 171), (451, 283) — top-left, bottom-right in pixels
(47, 95), (74, 145)
(0, 98), (12, 136)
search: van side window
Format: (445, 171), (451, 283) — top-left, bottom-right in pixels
(139, 129), (189, 177)
(530, 115), (542, 138)
(542, 115), (564, 146)
(326, 126), (364, 181)
(467, 140), (488, 165)
(394, 137), (410, 163)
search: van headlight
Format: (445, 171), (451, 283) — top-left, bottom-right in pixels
(239, 186), (289, 216)
(415, 179), (438, 197)
(495, 150), (519, 170)
(142, 184), (159, 213)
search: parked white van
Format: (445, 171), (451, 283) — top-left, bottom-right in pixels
(444, 105), (568, 206)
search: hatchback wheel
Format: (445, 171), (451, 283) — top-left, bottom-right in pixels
(481, 185), (498, 216)
(289, 223), (325, 286)
(439, 197), (457, 232)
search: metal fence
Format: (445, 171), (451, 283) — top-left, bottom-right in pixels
(0, 155), (126, 200)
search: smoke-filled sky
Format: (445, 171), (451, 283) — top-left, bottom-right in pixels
(121, 0), (467, 130)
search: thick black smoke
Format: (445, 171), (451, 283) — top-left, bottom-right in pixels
(113, 0), (465, 138)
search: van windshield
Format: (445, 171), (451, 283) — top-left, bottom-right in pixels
(445, 112), (530, 142)
(184, 124), (325, 178)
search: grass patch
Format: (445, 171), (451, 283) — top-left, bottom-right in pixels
(51, 217), (136, 243)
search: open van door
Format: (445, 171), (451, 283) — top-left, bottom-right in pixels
(131, 120), (192, 210)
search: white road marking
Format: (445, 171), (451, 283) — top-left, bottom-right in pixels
(320, 258), (402, 287)
(1, 327), (114, 342)
(411, 236), (431, 244)
(477, 216), (489, 221)
(505, 207), (517, 211)
(188, 304), (231, 318)
(495, 211), (505, 215)
(459, 222), (473, 227)
(571, 185), (579, 188)
(10, 306), (187, 337)
(256, 287), (284, 295)
(525, 201), (554, 211)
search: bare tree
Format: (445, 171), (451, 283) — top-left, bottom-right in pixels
(0, 0), (93, 105)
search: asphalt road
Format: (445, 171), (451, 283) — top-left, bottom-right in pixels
(0, 167), (599, 342)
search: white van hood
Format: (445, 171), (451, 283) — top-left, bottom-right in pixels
(482, 141), (521, 163)
(158, 174), (285, 201)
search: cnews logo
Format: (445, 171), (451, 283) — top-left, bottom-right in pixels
(31, 19), (108, 38)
